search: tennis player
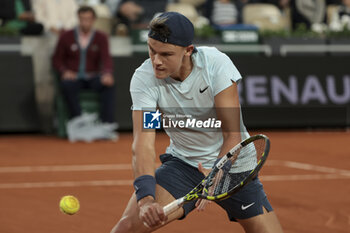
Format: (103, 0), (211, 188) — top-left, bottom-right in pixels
(111, 12), (283, 233)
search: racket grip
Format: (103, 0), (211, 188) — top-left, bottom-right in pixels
(163, 198), (184, 216)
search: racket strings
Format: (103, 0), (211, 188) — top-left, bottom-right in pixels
(211, 138), (266, 196)
(213, 171), (251, 196)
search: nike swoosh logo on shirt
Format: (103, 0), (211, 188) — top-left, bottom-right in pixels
(199, 86), (209, 93)
(241, 202), (255, 210)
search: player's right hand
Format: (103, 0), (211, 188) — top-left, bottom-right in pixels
(138, 196), (167, 228)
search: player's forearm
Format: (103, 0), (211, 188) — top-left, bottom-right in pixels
(131, 111), (157, 203)
(132, 143), (156, 178)
(214, 83), (241, 158)
(218, 132), (241, 158)
(132, 141), (157, 203)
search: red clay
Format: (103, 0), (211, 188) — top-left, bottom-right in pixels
(0, 130), (349, 233)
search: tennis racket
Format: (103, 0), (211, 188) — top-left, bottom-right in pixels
(163, 134), (270, 216)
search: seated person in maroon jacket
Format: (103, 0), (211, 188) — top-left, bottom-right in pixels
(53, 6), (115, 124)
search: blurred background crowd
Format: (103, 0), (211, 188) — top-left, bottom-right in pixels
(1, 0), (350, 37)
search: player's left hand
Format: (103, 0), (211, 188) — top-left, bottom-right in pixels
(195, 163), (212, 211)
(138, 196), (167, 228)
(101, 73), (114, 87)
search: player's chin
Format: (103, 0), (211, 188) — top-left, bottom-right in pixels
(154, 71), (168, 79)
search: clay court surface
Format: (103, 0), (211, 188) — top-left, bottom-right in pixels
(0, 130), (349, 233)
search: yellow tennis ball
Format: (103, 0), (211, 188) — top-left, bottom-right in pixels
(59, 195), (80, 215)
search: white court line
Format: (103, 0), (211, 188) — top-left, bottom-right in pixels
(1, 173), (350, 189)
(1, 160), (349, 175)
(1, 160), (350, 189)
(267, 160), (350, 176)
(0, 164), (131, 173)
(0, 180), (133, 189)
(261, 174), (350, 181)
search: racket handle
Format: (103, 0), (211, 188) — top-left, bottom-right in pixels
(163, 198), (184, 216)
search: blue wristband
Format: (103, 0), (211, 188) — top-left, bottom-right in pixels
(133, 175), (156, 202)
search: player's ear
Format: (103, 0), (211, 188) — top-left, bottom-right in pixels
(184, 45), (194, 56)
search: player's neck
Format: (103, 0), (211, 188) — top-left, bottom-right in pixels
(170, 56), (193, 82)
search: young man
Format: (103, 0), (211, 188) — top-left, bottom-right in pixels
(111, 12), (283, 233)
(53, 6), (116, 126)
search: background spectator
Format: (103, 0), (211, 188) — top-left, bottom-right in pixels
(52, 6), (117, 140)
(0, 0), (43, 35)
(32, 0), (78, 35)
(291, 0), (326, 30)
(211, 0), (239, 26)
(110, 0), (169, 29)
(106, 0), (122, 17)
(203, 0), (260, 25)
(329, 0), (350, 30)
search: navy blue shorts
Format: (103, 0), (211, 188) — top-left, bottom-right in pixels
(155, 154), (273, 221)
